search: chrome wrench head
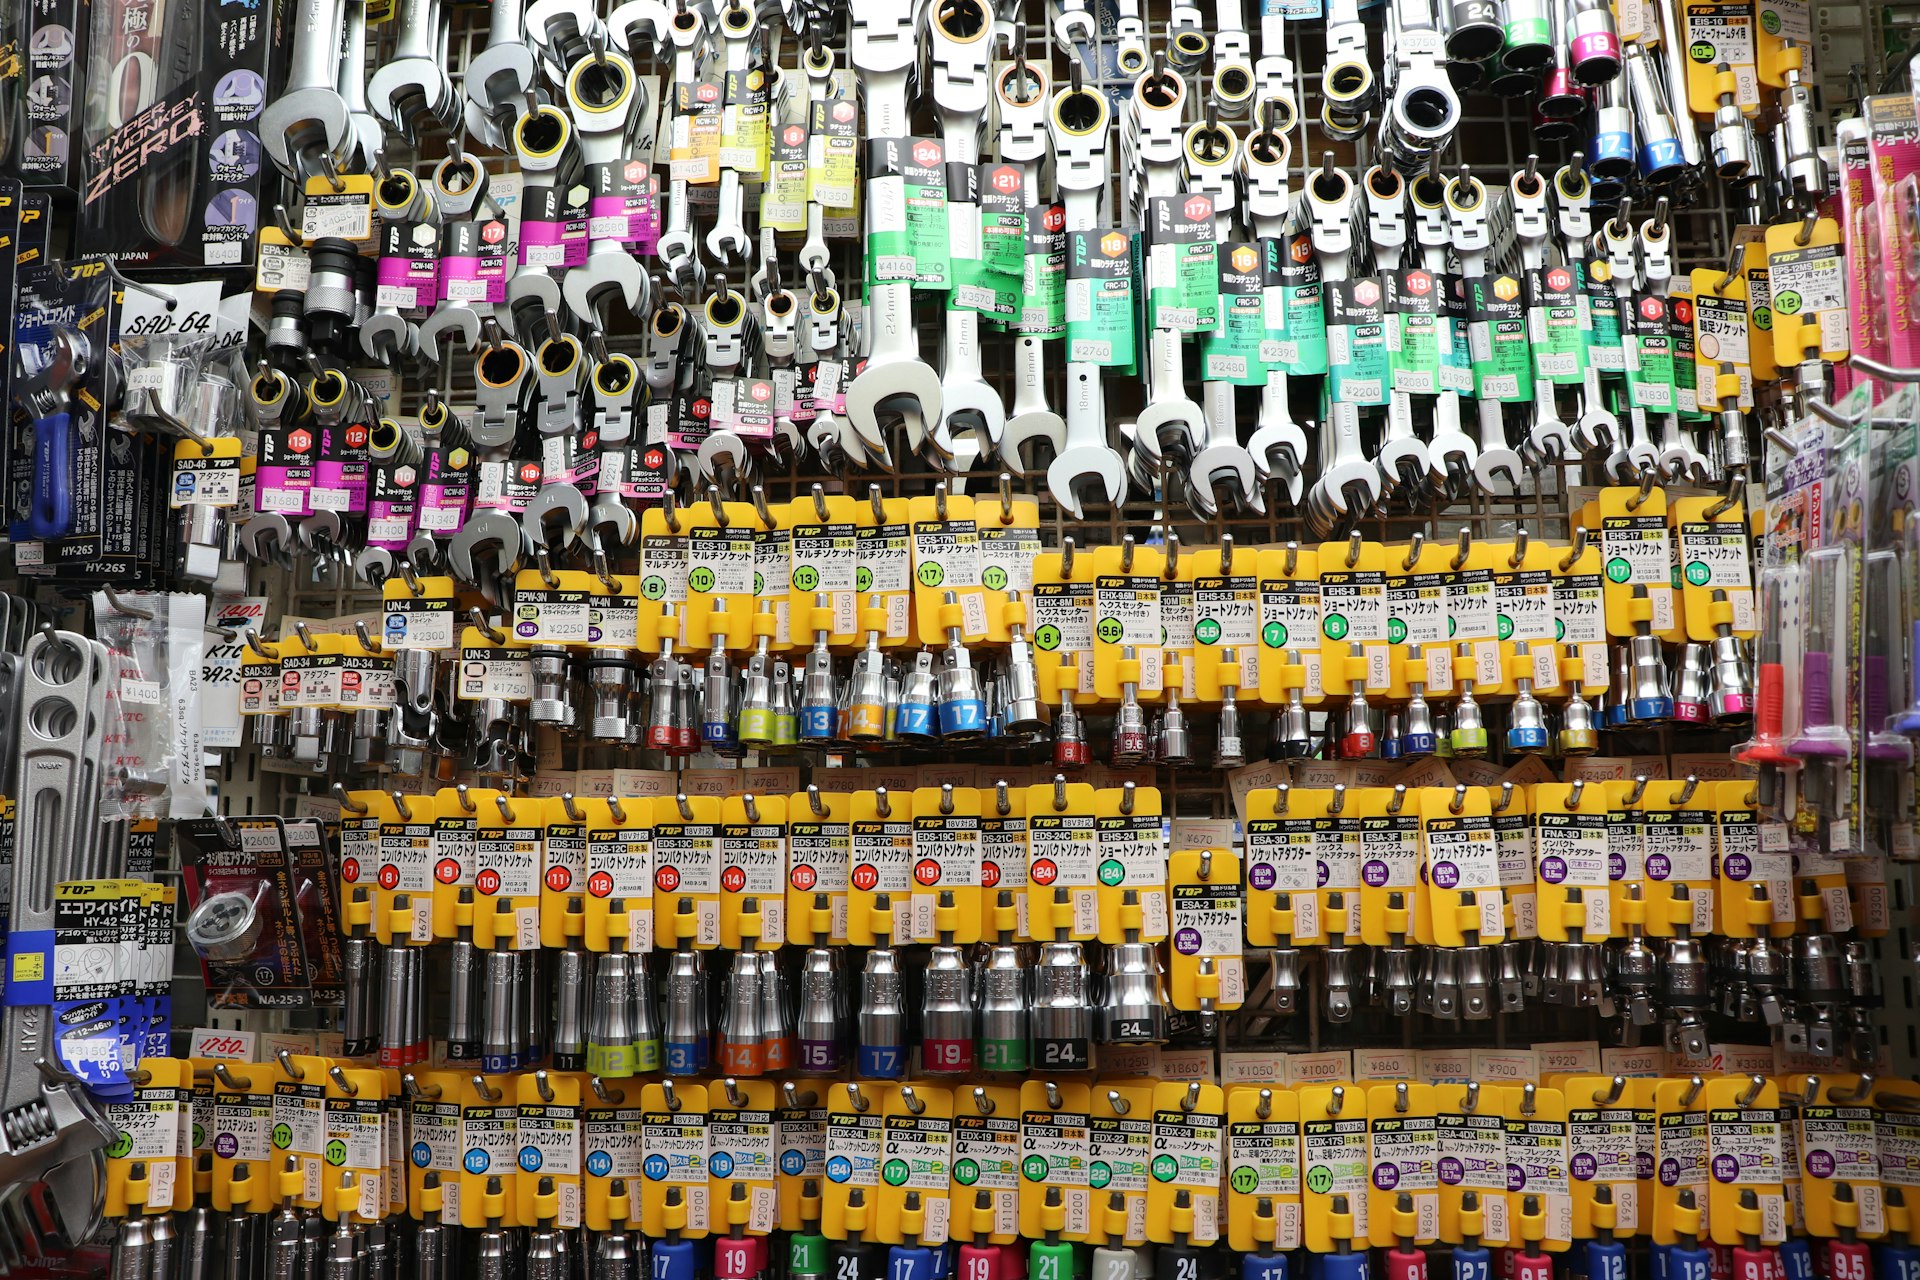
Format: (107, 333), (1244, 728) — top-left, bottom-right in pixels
(522, 482), (590, 552)
(447, 510), (530, 592)
(1000, 408), (1068, 477)
(416, 305), (483, 367)
(564, 253), (649, 329)
(843, 290), (943, 459)
(258, 88), (351, 182)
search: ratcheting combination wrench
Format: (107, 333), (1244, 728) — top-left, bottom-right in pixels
(993, 51), (1066, 476)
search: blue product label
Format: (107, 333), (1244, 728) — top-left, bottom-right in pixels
(856, 1044), (904, 1078)
(799, 704), (836, 739)
(938, 697), (986, 736)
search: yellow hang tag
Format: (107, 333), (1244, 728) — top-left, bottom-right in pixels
(541, 795), (590, 949)
(787, 490), (866, 647)
(1495, 536), (1563, 693)
(456, 1072), (525, 1228)
(1025, 778), (1100, 941)
(455, 620), (533, 704)
(720, 793), (789, 950)
(170, 435), (244, 509)
(1715, 781), (1791, 938)
(1032, 542), (1100, 704)
(1257, 543), (1326, 707)
(1365, 1082), (1439, 1247)
(857, 490), (917, 647)
(1564, 1075), (1649, 1240)
(582, 1076), (644, 1231)
(1701, 1075), (1787, 1246)
(1147, 1081), (1226, 1244)
(1597, 484), (1678, 638)
(1358, 785), (1423, 946)
(1086, 1081), (1153, 1243)
(1298, 1083), (1371, 1251)
(1650, 1076), (1712, 1244)
(1553, 531), (1612, 695)
(1502, 1084), (1571, 1250)
(1092, 541), (1167, 700)
(682, 499), (759, 652)
(471, 791), (543, 951)
(1168, 848), (1245, 1014)
(279, 631), (344, 711)
(238, 634), (284, 721)
(404, 1070), (465, 1220)
(653, 794), (724, 950)
(105, 1058), (189, 1217)
(1436, 1082), (1513, 1245)
(977, 490), (1045, 645)
(1018, 1080), (1093, 1241)
(1226, 1085), (1303, 1252)
(1671, 494), (1755, 641)
(381, 573), (457, 650)
(1766, 215), (1849, 367)
(949, 1083), (1022, 1243)
(1679, 2), (1759, 116)
(822, 1082), (882, 1239)
(638, 502), (692, 640)
(580, 795), (656, 953)
(1094, 783), (1166, 944)
(301, 173), (378, 246)
(1418, 785), (1506, 947)
(515, 1072), (586, 1227)
(1317, 537), (1391, 692)
(1532, 781), (1616, 943)
(910, 784), (984, 944)
(1637, 777), (1718, 939)
(510, 568), (599, 646)
(639, 1081), (710, 1238)
(980, 780), (1032, 943)
(345, 789), (427, 945)
(776, 1080), (833, 1230)
(322, 1067), (388, 1222)
(1691, 266), (1753, 412)
(1790, 1074), (1885, 1240)
(1244, 786), (1328, 946)
(910, 491), (993, 646)
(787, 787), (852, 945)
(876, 1084), (954, 1243)
(848, 788), (914, 945)
(254, 224), (310, 294)
(707, 1078), (779, 1238)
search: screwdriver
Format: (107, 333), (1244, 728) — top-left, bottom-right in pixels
(1246, 1197), (1288, 1280)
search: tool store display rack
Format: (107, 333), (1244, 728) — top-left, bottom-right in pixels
(183, 0), (1920, 1077)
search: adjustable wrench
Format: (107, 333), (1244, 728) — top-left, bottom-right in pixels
(1597, 208), (1660, 480)
(1044, 73), (1126, 520)
(843, 0), (943, 458)
(365, 0), (456, 141)
(1422, 170), (1485, 493)
(1510, 164), (1576, 464)
(1364, 165), (1441, 499)
(258, 0), (351, 180)
(1185, 113), (1262, 516)
(1448, 172), (1525, 493)
(1128, 64), (1206, 466)
(1240, 107), (1306, 503)
(704, 0), (758, 264)
(994, 57), (1065, 475)
(1304, 161), (1383, 530)
(928, 0), (1005, 464)
(655, 5), (709, 286)
(465, 0), (539, 148)
(561, 47), (650, 322)
(0, 629), (116, 1243)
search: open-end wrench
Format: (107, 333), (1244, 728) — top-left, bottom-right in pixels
(1185, 112), (1262, 516)
(1052, 0), (1097, 55)
(366, 0), (456, 141)
(524, 0), (608, 87)
(606, 0), (673, 58)
(0, 629), (115, 1243)
(1304, 159), (1383, 531)
(1560, 178), (1620, 458)
(1597, 207), (1659, 481)
(1044, 71), (1126, 521)
(993, 54), (1065, 475)
(337, 0), (384, 171)
(1450, 171), (1524, 493)
(562, 46), (650, 323)
(1363, 164), (1441, 500)
(258, 0), (350, 181)
(705, 0), (758, 264)
(1510, 163), (1576, 466)
(843, 0), (944, 459)
(505, 98), (581, 338)
(928, 0), (1005, 465)
(1127, 63), (1205, 467)
(465, 0), (539, 148)
(1239, 105), (1306, 503)
(447, 509), (528, 601)
(1422, 169), (1485, 494)
(655, 5), (709, 286)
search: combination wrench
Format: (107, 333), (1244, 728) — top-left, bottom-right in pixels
(1556, 168), (1621, 459)
(1044, 71), (1126, 520)
(993, 53), (1066, 475)
(258, 0), (351, 181)
(1636, 204), (1709, 483)
(337, 0), (384, 171)
(1509, 162), (1576, 465)
(1184, 110), (1262, 516)
(1128, 62), (1206, 468)
(655, 4), (709, 286)
(505, 96), (582, 340)
(705, 0), (758, 264)
(1304, 159), (1383, 532)
(416, 153), (492, 364)
(1447, 170), (1525, 493)
(562, 45), (651, 323)
(928, 0), (1006, 467)
(1239, 105), (1306, 504)
(843, 0), (944, 460)
(1598, 204), (1660, 481)
(1363, 164), (1441, 500)
(464, 0), (539, 148)
(1421, 169), (1484, 495)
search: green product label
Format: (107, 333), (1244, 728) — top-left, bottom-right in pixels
(863, 137), (950, 289)
(1020, 201), (1066, 336)
(1671, 292), (1706, 419)
(1146, 193), (1220, 332)
(1506, 14), (1550, 44)
(1587, 272), (1625, 372)
(1066, 228), (1138, 369)
(1529, 262), (1589, 383)
(1325, 277), (1389, 406)
(1628, 292), (1675, 410)
(1386, 268), (1444, 394)
(954, 161), (1024, 321)
(1273, 231), (1328, 375)
(1468, 274), (1534, 402)
(1203, 242), (1269, 385)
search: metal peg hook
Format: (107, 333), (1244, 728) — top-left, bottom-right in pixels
(724, 1078), (744, 1107)
(535, 1070), (556, 1103)
(808, 784), (825, 817)
(1328, 1085), (1345, 1115)
(1600, 1076), (1627, 1104)
(1402, 531), (1425, 569)
(1736, 1074), (1766, 1106)
(1045, 1081), (1063, 1110)
(940, 784), (955, 815)
(277, 1048), (306, 1079)
(846, 1081), (869, 1112)
(1256, 1088), (1273, 1120)
(328, 1065), (359, 1096)
(1559, 527), (1589, 571)
(973, 1087), (995, 1115)
(1625, 774), (1649, 806)
(333, 784), (368, 816)
(457, 783), (477, 813)
(902, 1086), (926, 1115)
(877, 787), (892, 818)
(1181, 1082), (1201, 1113)
(1346, 529), (1363, 567)
(1274, 783), (1291, 815)
(1451, 527), (1472, 570)
(473, 1075), (503, 1102)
